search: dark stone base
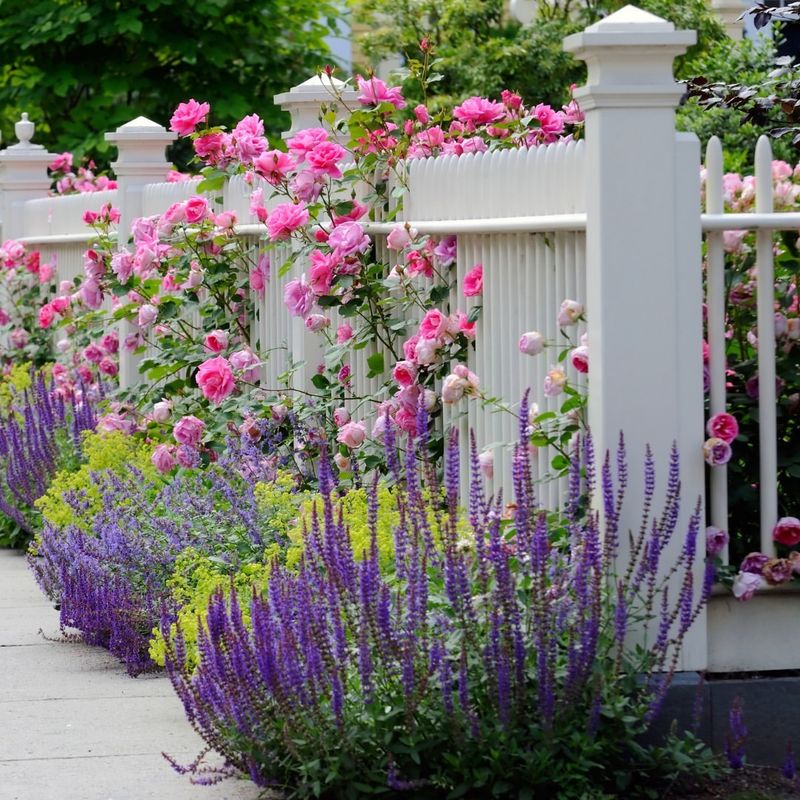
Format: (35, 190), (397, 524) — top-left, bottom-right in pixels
(648, 672), (800, 765)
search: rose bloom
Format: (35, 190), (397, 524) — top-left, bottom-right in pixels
(327, 221), (370, 257)
(463, 263), (483, 297)
(230, 348), (261, 382)
(306, 141), (347, 178)
(254, 149), (295, 184)
(519, 331), (545, 356)
(283, 277), (315, 319)
(544, 366), (567, 397)
(703, 437), (732, 466)
(442, 374), (467, 404)
(391, 360), (417, 388)
(706, 412), (738, 444)
(434, 235), (457, 267)
(336, 323), (353, 344)
(478, 450), (494, 480)
(203, 329), (229, 353)
(176, 444), (200, 469)
(137, 303), (158, 328)
(98, 358), (118, 377)
(151, 444), (176, 474)
(170, 99), (210, 136)
(267, 202), (310, 241)
(173, 415), (205, 447)
(356, 75), (406, 109)
(557, 299), (583, 327)
(38, 303), (55, 329)
(10, 329), (28, 349)
(570, 345), (589, 374)
(287, 127), (330, 162)
(732, 571), (764, 602)
(51, 295), (71, 315)
(387, 224), (416, 251)
(741, 551), (769, 575)
(773, 516), (800, 547)
(83, 343), (104, 364)
(453, 96), (505, 126)
(152, 398), (173, 423)
(419, 308), (447, 341)
(705, 526), (729, 557)
(305, 314), (330, 332)
(196, 356), (235, 404)
(453, 363), (480, 395)
(337, 420), (367, 449)
(184, 196), (209, 223)
(39, 259), (55, 284)
(333, 407), (350, 428)
(763, 558), (794, 585)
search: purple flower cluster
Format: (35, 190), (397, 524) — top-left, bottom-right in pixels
(30, 448), (272, 675)
(163, 401), (709, 795)
(0, 372), (96, 542)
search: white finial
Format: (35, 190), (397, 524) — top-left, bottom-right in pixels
(14, 112), (34, 147)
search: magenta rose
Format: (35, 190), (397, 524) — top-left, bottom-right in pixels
(463, 263), (483, 297)
(169, 99), (211, 136)
(267, 202), (310, 241)
(283, 278), (315, 319)
(740, 551), (769, 575)
(38, 303), (55, 329)
(453, 96), (505, 126)
(392, 360), (417, 388)
(773, 516), (800, 547)
(705, 526), (729, 557)
(306, 141), (347, 178)
(570, 345), (589, 374)
(173, 415), (205, 447)
(196, 356), (235, 404)
(184, 196), (209, 224)
(706, 412), (739, 444)
(703, 437), (732, 466)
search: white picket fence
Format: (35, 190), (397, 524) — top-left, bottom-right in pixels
(2, 5), (799, 673)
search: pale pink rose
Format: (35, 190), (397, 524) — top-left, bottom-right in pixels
(519, 331), (545, 356)
(249, 188), (268, 223)
(337, 420), (367, 449)
(453, 96), (505, 125)
(706, 412), (738, 443)
(137, 303), (158, 328)
(151, 444), (177, 474)
(152, 399), (173, 423)
(306, 141), (347, 178)
(214, 210), (237, 229)
(732, 571), (764, 602)
(723, 230), (747, 254)
(230, 348), (261, 382)
(196, 356), (235, 404)
(557, 299), (583, 327)
(415, 337), (439, 366)
(184, 196), (209, 223)
(463, 264), (483, 297)
(336, 323), (353, 344)
(163, 201), (187, 225)
(544, 366), (567, 397)
(703, 437), (732, 466)
(371, 414), (390, 441)
(305, 314), (330, 332)
(169, 99), (211, 136)
(203, 329), (229, 353)
(327, 221), (370, 257)
(267, 202), (310, 241)
(333, 407), (350, 427)
(55, 339), (69, 354)
(111, 250), (134, 283)
(442, 374), (467, 404)
(272, 404), (288, 423)
(706, 526), (729, 557)
(39, 259), (55, 284)
(393, 360), (417, 388)
(10, 328), (28, 349)
(395, 407), (417, 436)
(387, 224), (415, 250)
(167, 170), (192, 182)
(38, 303), (55, 329)
(254, 150), (295, 185)
(249, 253), (270, 296)
(289, 169), (325, 203)
(419, 309), (447, 340)
(570, 345), (589, 374)
(478, 450), (494, 480)
(453, 363), (480, 395)
(80, 279), (104, 310)
(287, 128), (329, 162)
(333, 452), (351, 472)
(283, 277), (315, 318)
(356, 75), (406, 109)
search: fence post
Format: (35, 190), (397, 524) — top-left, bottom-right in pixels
(564, 7), (708, 671)
(711, 0), (746, 40)
(0, 114), (53, 241)
(104, 116), (176, 389)
(273, 76), (358, 392)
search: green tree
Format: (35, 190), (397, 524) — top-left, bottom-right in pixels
(0, 0), (339, 165)
(352, 0), (727, 110)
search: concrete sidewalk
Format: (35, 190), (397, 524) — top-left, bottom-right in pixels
(0, 549), (262, 800)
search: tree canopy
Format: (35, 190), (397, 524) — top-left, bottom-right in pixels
(0, 0), (339, 163)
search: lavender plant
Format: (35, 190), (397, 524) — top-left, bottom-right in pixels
(30, 442), (286, 675)
(163, 400), (713, 798)
(0, 371), (97, 547)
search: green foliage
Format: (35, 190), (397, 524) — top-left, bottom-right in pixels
(34, 430), (157, 531)
(0, 0), (338, 165)
(352, 0), (726, 110)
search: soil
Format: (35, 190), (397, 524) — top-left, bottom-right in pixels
(664, 765), (798, 799)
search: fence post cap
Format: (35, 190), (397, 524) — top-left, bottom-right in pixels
(2, 112), (48, 155)
(105, 116), (176, 144)
(274, 74), (356, 107)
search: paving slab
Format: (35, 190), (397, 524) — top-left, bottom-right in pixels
(0, 550), (261, 800)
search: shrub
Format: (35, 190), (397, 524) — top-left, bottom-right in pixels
(163, 403), (714, 797)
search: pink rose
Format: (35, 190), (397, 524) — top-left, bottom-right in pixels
(415, 337), (439, 366)
(137, 303), (158, 328)
(170, 99), (211, 136)
(414, 104), (430, 124)
(284, 277), (315, 318)
(289, 169), (325, 203)
(452, 96), (505, 126)
(334, 452), (351, 472)
(478, 450), (494, 480)
(337, 420), (367, 449)
(706, 526), (729, 557)
(249, 188), (268, 223)
(184, 196), (209, 223)
(327, 221), (370, 257)
(387, 224), (416, 251)
(230, 348), (260, 382)
(442, 374), (466, 405)
(254, 150), (295, 185)
(773, 517), (800, 547)
(173, 415), (205, 447)
(305, 314), (330, 332)
(453, 364), (480, 395)
(306, 141), (347, 178)
(0, 309), (9, 325)
(703, 437), (732, 466)
(356, 75), (406, 109)
(49, 152), (73, 172)
(392, 360), (417, 388)
(519, 331), (545, 356)
(267, 202), (309, 241)
(196, 356), (235, 404)
(39, 259), (55, 284)
(99, 358), (118, 377)
(434, 235), (457, 266)
(83, 343), (103, 363)
(38, 303), (55, 329)
(333, 407), (350, 427)
(194, 132), (225, 160)
(463, 264), (483, 297)
(419, 309), (447, 341)
(309, 249), (337, 295)
(52, 295), (71, 315)
(204, 329), (229, 353)
(706, 412), (738, 444)
(533, 103), (565, 137)
(151, 444), (177, 474)
(249, 253), (270, 296)
(152, 399), (173, 423)
(10, 329), (28, 349)
(336, 323), (353, 343)
(557, 299), (583, 327)
(732, 571), (764, 602)
(570, 345), (589, 374)
(763, 558), (793, 585)
(544, 366), (567, 397)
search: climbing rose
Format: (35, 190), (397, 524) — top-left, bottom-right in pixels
(773, 517), (800, 547)
(705, 526), (729, 557)
(230, 348), (260, 382)
(306, 141), (347, 178)
(392, 360), (417, 388)
(387, 224), (415, 250)
(356, 75), (406, 109)
(169, 99), (210, 136)
(267, 203), (309, 241)
(203, 330), (229, 353)
(284, 278), (315, 318)
(453, 96), (505, 126)
(703, 437), (732, 466)
(151, 444), (176, 474)
(557, 299), (583, 327)
(732, 571), (764, 602)
(570, 345), (589, 374)
(151, 399), (172, 423)
(184, 196), (209, 223)
(137, 303), (158, 328)
(544, 366), (567, 397)
(337, 421), (367, 449)
(196, 356), (235, 404)
(441, 374), (466, 404)
(173, 415), (205, 447)
(38, 303), (55, 329)
(519, 331), (545, 356)
(707, 412), (739, 443)
(463, 264), (483, 297)
(333, 407), (350, 428)
(254, 150), (295, 184)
